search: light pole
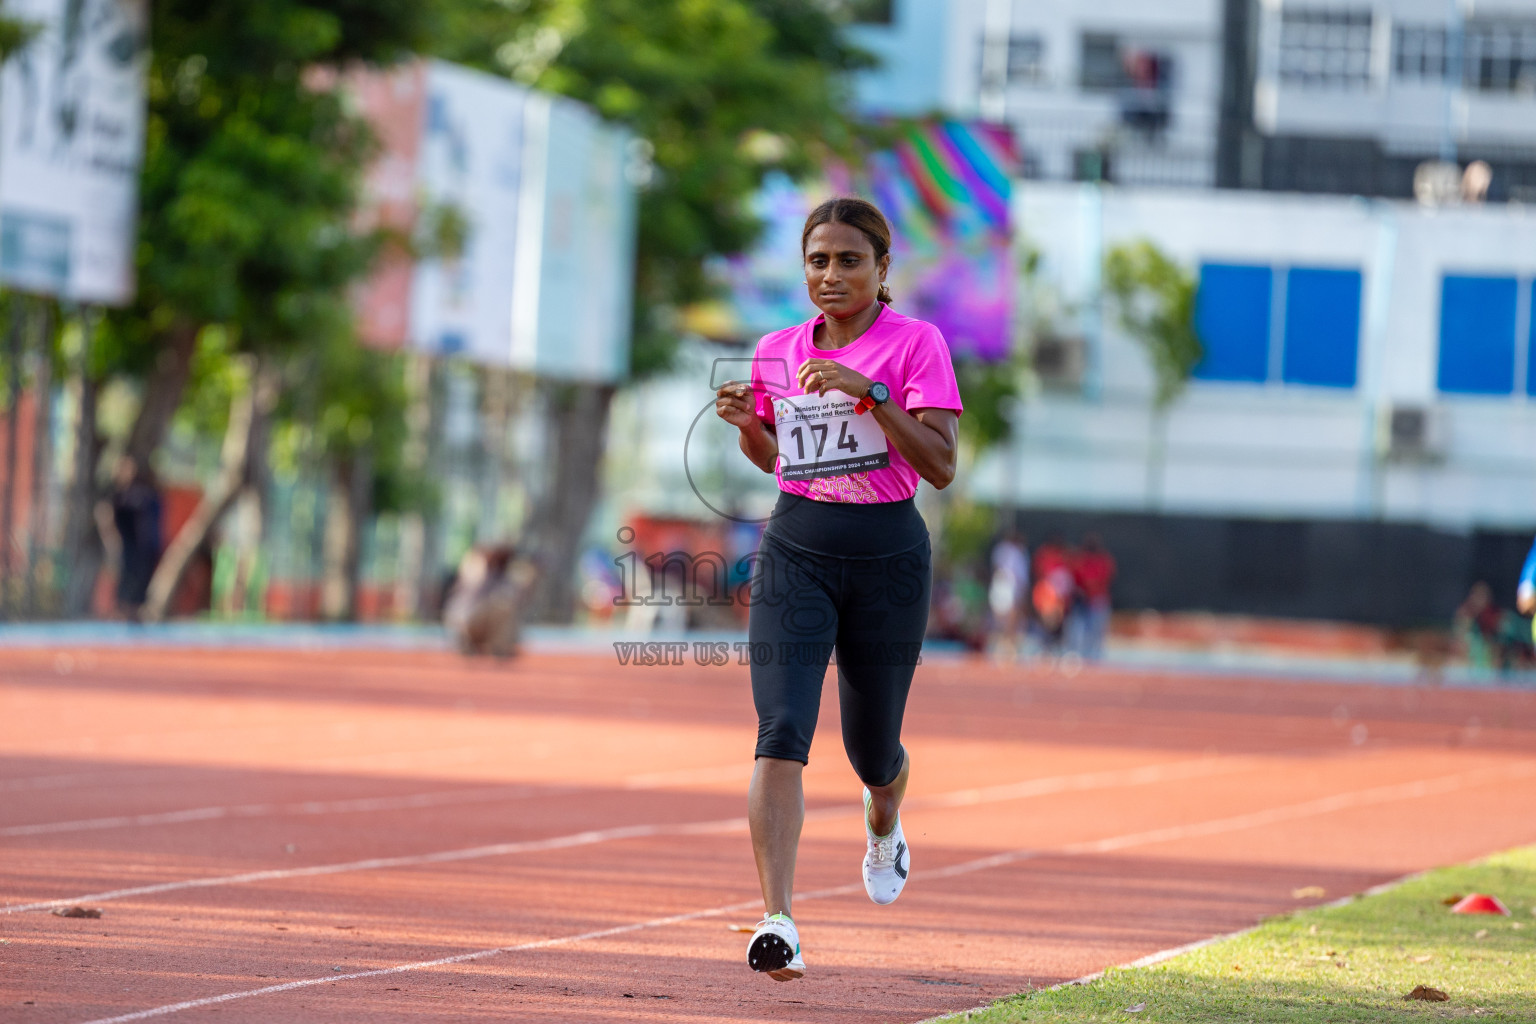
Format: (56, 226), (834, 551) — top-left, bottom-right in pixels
(979, 0), (1013, 123)
(1441, 0), (1464, 164)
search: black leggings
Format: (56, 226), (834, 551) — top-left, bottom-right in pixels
(748, 495), (932, 788)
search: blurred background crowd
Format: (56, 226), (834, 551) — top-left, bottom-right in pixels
(0, 0), (1533, 677)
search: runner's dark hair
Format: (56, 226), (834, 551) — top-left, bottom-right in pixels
(801, 197), (894, 305)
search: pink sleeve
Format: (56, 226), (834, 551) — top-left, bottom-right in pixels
(750, 337), (776, 424)
(902, 325), (964, 414)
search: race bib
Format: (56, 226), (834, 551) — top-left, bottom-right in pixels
(773, 393), (890, 481)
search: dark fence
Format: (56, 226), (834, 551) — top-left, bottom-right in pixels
(1005, 507), (1532, 628)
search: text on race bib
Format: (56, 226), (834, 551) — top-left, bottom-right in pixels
(772, 394), (890, 481)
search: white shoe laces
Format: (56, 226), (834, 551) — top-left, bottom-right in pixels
(865, 791), (899, 865)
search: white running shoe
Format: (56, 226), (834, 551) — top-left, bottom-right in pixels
(747, 912), (804, 981)
(862, 786), (910, 905)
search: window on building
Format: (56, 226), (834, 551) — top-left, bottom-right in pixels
(1529, 281), (1536, 397)
(1194, 264), (1363, 388)
(1073, 148), (1112, 182)
(1393, 25), (1448, 80)
(1079, 33), (1175, 129)
(1437, 274), (1517, 395)
(1194, 264), (1273, 383)
(1464, 20), (1536, 93)
(1009, 35), (1046, 83)
(1278, 7), (1374, 89)
(978, 34), (1047, 87)
(1080, 33), (1124, 89)
(1282, 268), (1361, 388)
(846, 0), (894, 25)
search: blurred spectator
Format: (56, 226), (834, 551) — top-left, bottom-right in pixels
(931, 559), (988, 652)
(99, 456), (163, 622)
(1070, 534), (1117, 661)
(1455, 582), (1501, 669)
(1031, 535), (1075, 654)
(443, 544), (540, 658)
(623, 559), (691, 633)
(578, 546), (623, 623)
(1455, 581), (1534, 674)
(1462, 160), (1493, 204)
(987, 531), (1030, 661)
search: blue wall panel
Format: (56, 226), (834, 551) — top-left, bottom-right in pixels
(1282, 267), (1361, 388)
(1438, 275), (1516, 395)
(1529, 280), (1536, 397)
(1194, 263), (1272, 383)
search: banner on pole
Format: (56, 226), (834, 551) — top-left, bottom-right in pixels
(352, 60), (636, 382)
(0, 0), (148, 305)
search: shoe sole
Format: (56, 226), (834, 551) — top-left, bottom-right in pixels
(767, 962), (805, 982)
(747, 932), (795, 974)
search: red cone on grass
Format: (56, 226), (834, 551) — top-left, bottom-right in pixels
(1450, 894), (1509, 916)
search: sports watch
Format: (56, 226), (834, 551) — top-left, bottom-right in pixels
(855, 381), (891, 415)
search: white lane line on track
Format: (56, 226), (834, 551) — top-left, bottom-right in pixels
(2, 755), (1252, 910)
(0, 767), (194, 794)
(70, 761), (1535, 1024)
(3, 756), (761, 837)
(0, 783), (566, 838)
(1, 818), (749, 914)
(69, 895), (763, 1024)
(1, 749), (1251, 838)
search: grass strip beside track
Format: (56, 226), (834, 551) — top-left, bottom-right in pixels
(961, 846), (1536, 1024)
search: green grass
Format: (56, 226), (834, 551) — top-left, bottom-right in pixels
(960, 847), (1536, 1023)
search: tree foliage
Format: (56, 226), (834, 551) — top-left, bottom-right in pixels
(1103, 240), (1203, 410)
(114, 1), (432, 368)
(954, 358), (1022, 452)
(0, 6), (41, 62)
(109, 1), (444, 484)
(282, 343), (428, 516)
(436, 0), (872, 376)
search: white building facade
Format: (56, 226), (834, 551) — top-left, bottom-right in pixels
(848, 0), (1227, 186)
(995, 183), (1536, 530)
(1255, 0), (1536, 154)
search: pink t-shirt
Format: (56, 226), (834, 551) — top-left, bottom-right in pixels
(749, 303), (963, 504)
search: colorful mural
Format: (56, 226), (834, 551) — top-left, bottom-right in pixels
(871, 121), (1017, 362)
(722, 121), (1019, 363)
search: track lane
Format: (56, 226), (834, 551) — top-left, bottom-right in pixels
(3, 648), (1536, 1023)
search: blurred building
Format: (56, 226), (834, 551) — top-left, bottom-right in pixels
(849, 0), (1223, 187)
(1224, 0), (1536, 199)
(974, 184), (1536, 626)
(594, 3), (1536, 629)
(851, 0), (1536, 199)
(841, 1), (1536, 625)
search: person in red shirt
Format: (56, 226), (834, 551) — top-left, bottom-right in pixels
(1031, 536), (1074, 654)
(1071, 534), (1117, 660)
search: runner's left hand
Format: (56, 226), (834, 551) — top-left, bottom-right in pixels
(796, 358), (872, 399)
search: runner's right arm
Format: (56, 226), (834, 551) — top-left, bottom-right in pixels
(717, 381), (779, 474)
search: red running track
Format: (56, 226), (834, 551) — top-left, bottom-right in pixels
(2, 647), (1535, 1023)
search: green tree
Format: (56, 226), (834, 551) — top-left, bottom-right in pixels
(437, 0), (872, 621)
(100, 1), (439, 620)
(0, 6), (41, 62)
(1103, 239), (1203, 506)
(284, 340), (428, 621)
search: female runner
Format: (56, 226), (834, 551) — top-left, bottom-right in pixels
(714, 196), (962, 981)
